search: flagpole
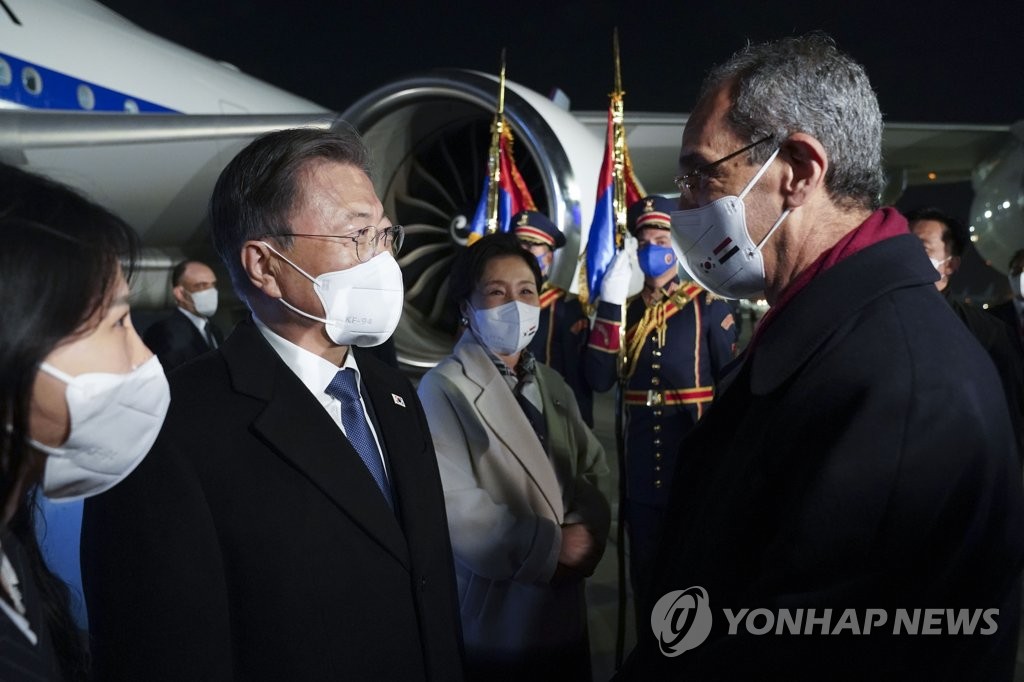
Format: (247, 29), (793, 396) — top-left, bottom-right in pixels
(610, 27), (631, 672)
(485, 49), (507, 234)
(611, 31), (630, 379)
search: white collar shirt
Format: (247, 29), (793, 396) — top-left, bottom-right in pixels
(252, 316), (389, 481)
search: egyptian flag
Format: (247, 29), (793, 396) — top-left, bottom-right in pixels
(467, 125), (537, 244)
(583, 100), (644, 303)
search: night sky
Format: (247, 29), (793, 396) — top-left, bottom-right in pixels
(99, 0), (1022, 124)
(97, 0), (1022, 293)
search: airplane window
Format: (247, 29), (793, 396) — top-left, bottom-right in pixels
(0, 58), (10, 87)
(77, 84), (95, 110)
(21, 66), (41, 95)
(124, 98), (139, 113)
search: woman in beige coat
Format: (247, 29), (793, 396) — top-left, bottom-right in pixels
(418, 233), (610, 681)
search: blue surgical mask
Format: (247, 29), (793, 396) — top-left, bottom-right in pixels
(638, 243), (677, 278)
(535, 254), (550, 279)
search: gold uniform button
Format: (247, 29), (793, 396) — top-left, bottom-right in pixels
(653, 438), (661, 446)
(654, 465), (661, 472)
(651, 363), (661, 370)
(653, 425), (661, 433)
(653, 410), (663, 418)
(654, 480), (662, 488)
(652, 350), (663, 358)
(654, 452), (662, 461)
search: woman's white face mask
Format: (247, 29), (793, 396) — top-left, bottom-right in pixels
(30, 356), (170, 501)
(467, 300), (540, 356)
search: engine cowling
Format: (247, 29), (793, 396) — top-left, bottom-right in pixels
(342, 69), (605, 369)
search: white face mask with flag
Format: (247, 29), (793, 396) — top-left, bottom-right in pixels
(670, 147), (790, 300)
(262, 244), (404, 348)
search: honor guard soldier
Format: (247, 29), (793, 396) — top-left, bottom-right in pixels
(584, 195), (737, 616)
(513, 210), (595, 426)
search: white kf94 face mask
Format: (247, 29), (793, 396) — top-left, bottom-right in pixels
(31, 355), (170, 501)
(670, 147), (790, 300)
(262, 244), (405, 347)
(189, 287), (218, 317)
(468, 300), (541, 356)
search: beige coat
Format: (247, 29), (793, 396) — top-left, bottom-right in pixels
(418, 334), (610, 658)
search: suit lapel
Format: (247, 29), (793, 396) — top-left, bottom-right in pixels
(176, 309), (213, 354)
(456, 337), (564, 521)
(223, 321), (410, 569)
(354, 352), (439, 538)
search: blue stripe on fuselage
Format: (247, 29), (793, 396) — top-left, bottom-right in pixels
(0, 51), (178, 113)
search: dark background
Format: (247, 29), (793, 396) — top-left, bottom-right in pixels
(97, 0), (1022, 122)
(98, 0), (1023, 296)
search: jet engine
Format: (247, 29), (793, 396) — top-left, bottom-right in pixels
(342, 70), (605, 370)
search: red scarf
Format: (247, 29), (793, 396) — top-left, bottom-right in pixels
(752, 207), (908, 347)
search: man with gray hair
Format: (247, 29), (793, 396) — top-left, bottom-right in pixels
(617, 34), (1024, 679)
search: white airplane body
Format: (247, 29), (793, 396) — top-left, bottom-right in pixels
(2, 0), (1019, 367)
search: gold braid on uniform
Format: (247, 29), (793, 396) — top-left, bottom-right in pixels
(621, 288), (672, 380)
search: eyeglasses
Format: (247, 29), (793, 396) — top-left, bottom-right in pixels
(673, 134), (774, 200)
(267, 224), (405, 263)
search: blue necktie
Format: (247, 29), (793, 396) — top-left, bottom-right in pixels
(325, 368), (393, 508)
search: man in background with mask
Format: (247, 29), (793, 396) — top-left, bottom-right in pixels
(512, 210), (595, 426)
(990, 248), (1024, 356)
(908, 207), (1023, 460)
(584, 195), (736, 625)
(142, 259), (224, 373)
(81, 128), (465, 681)
(616, 35), (1024, 680)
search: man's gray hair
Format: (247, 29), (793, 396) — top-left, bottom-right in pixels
(701, 33), (885, 211)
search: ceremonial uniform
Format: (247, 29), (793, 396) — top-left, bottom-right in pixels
(584, 196), (737, 612)
(530, 284), (593, 425)
(514, 210), (595, 425)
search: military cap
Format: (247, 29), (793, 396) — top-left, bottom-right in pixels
(628, 195), (675, 235)
(511, 211), (566, 250)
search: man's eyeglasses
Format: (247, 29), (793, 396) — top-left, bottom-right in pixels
(673, 135), (774, 200)
(266, 224), (405, 263)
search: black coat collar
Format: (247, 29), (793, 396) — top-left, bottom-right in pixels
(219, 319), (411, 569)
(749, 234), (938, 395)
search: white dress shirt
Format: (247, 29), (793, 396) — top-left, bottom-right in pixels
(177, 306), (209, 336)
(252, 316), (389, 480)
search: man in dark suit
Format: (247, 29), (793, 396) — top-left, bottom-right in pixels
(909, 208), (1024, 460)
(82, 129), (465, 681)
(990, 248), (1024, 356)
(616, 35), (1024, 680)
(142, 259), (224, 372)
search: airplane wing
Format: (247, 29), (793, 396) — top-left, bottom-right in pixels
(575, 111), (1013, 197)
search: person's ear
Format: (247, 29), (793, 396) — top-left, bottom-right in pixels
(242, 241), (282, 299)
(779, 133), (828, 209)
(171, 285), (188, 307)
(947, 255), (961, 277)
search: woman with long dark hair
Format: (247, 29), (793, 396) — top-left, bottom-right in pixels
(0, 164), (170, 680)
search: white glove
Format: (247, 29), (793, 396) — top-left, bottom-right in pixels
(600, 238), (636, 305)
